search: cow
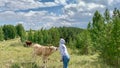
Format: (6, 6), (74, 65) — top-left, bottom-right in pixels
(23, 40), (32, 47)
(31, 44), (58, 68)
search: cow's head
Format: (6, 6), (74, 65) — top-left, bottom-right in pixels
(49, 46), (58, 52)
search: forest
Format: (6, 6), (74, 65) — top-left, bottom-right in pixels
(0, 8), (120, 67)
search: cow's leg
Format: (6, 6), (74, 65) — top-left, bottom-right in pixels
(32, 50), (36, 62)
(42, 56), (47, 68)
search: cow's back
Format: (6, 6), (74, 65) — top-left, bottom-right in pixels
(32, 44), (57, 57)
(33, 44), (42, 55)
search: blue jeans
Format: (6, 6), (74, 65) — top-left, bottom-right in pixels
(62, 55), (70, 68)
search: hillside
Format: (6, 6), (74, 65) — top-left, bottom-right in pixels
(0, 38), (111, 68)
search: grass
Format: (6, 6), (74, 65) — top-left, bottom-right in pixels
(0, 38), (112, 68)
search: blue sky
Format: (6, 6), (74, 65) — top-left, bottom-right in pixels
(0, 0), (120, 30)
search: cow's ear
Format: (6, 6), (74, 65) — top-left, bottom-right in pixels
(49, 46), (53, 52)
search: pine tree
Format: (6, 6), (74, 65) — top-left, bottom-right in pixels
(90, 10), (105, 51)
(27, 29), (34, 42)
(16, 24), (26, 42)
(49, 27), (60, 46)
(93, 8), (120, 67)
(76, 30), (93, 55)
(2, 25), (17, 40)
(110, 16), (120, 66)
(104, 9), (110, 23)
(33, 31), (39, 43)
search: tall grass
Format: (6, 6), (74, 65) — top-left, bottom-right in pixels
(0, 38), (112, 68)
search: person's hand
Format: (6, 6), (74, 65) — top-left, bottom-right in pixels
(60, 59), (62, 62)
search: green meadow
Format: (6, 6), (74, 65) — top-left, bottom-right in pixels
(0, 38), (112, 68)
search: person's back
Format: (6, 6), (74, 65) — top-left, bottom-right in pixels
(59, 38), (70, 68)
(59, 39), (69, 57)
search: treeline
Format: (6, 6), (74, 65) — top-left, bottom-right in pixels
(0, 23), (84, 46)
(0, 8), (120, 67)
(27, 27), (83, 46)
(0, 24), (26, 41)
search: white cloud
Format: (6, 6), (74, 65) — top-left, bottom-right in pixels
(0, 0), (106, 29)
(0, 0), (66, 11)
(63, 1), (105, 24)
(108, 0), (113, 5)
(78, 1), (85, 6)
(64, 1), (105, 15)
(61, 21), (72, 26)
(59, 0), (107, 29)
(24, 11), (35, 16)
(1, 0), (42, 10)
(0, 11), (21, 21)
(107, 0), (120, 5)
(0, 0), (119, 29)
(87, 3), (105, 10)
(55, 0), (67, 5)
(0, 10), (72, 30)
(0, 0), (5, 6)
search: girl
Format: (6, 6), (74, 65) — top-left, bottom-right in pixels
(59, 38), (70, 68)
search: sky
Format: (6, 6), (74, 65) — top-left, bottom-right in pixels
(0, 0), (120, 30)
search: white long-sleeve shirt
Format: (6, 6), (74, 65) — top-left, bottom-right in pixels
(59, 38), (69, 56)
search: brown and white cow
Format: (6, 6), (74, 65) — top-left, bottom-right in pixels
(31, 44), (58, 68)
